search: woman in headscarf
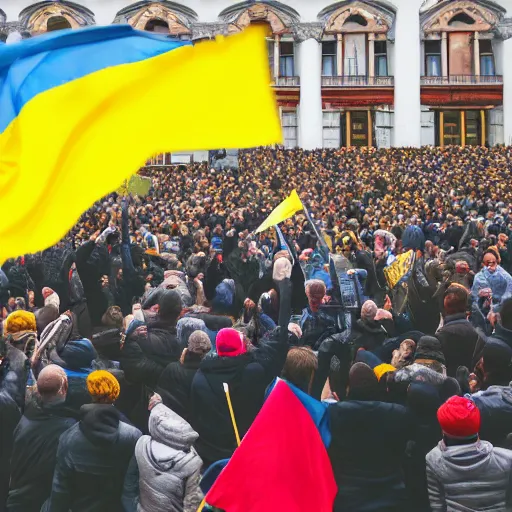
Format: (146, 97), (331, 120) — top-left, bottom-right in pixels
(471, 247), (512, 308)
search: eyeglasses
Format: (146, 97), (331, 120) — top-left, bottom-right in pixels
(483, 259), (498, 267)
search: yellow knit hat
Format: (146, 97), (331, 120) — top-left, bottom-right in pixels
(86, 370), (120, 403)
(374, 363), (396, 382)
(5, 310), (36, 334)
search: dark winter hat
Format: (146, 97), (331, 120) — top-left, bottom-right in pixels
(158, 289), (182, 320)
(50, 339), (97, 372)
(415, 336), (445, 365)
(348, 362), (380, 401)
(402, 225), (425, 252)
(188, 331), (212, 356)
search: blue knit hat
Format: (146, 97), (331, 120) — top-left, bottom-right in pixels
(402, 225), (425, 252)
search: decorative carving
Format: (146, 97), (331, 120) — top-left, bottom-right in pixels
(229, 8), (286, 34)
(421, 1), (503, 34)
(20, 2), (95, 34)
(191, 23), (230, 40)
(220, 2), (299, 35)
(323, 4), (391, 34)
(5, 21), (24, 34)
(497, 18), (512, 40)
(113, 1), (198, 37)
(124, 3), (191, 35)
(292, 23), (324, 43)
(248, 4), (270, 22)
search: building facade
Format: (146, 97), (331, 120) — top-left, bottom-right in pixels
(2, 0), (512, 150)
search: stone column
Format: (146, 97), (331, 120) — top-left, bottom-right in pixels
(337, 33), (343, 77)
(503, 37), (512, 144)
(393, 0), (423, 147)
(274, 35), (281, 80)
(368, 33), (375, 80)
(474, 32), (480, 76)
(298, 37), (323, 149)
(441, 32), (448, 78)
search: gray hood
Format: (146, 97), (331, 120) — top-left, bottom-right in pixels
(142, 403), (200, 472)
(437, 440), (493, 471)
(473, 384), (512, 407)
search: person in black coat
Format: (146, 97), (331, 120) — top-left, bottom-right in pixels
(120, 289), (183, 389)
(7, 365), (78, 512)
(328, 362), (414, 512)
(436, 285), (483, 377)
(350, 300), (389, 351)
(156, 330), (211, 420)
(470, 300), (512, 447)
(43, 371), (141, 512)
(0, 351), (23, 512)
(190, 276), (291, 467)
(75, 228), (118, 326)
(403, 382), (443, 512)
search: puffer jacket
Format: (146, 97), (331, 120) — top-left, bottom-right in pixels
(426, 439), (512, 511)
(127, 403), (203, 512)
(43, 404), (141, 512)
(472, 385), (512, 448)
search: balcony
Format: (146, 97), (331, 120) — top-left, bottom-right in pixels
(421, 75), (503, 86)
(321, 76), (394, 87)
(273, 76), (300, 87)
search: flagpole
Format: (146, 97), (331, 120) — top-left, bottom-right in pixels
(196, 384), (240, 511)
(224, 382), (241, 446)
(301, 198), (330, 259)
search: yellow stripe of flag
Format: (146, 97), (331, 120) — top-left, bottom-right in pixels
(0, 26), (282, 261)
(255, 190), (304, 233)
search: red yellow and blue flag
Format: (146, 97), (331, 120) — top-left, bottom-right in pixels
(205, 379), (337, 511)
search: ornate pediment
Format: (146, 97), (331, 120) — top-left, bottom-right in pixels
(219, 1), (300, 35)
(421, 0), (504, 33)
(114, 1), (197, 35)
(319, 1), (395, 34)
(19, 1), (95, 34)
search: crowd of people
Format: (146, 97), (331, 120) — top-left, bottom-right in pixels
(2, 145), (512, 511)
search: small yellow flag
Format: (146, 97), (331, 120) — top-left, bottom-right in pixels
(255, 190), (303, 233)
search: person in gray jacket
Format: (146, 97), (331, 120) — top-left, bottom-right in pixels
(122, 393), (203, 512)
(426, 395), (512, 512)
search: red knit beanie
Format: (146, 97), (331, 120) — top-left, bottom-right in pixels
(437, 396), (481, 438)
(216, 328), (247, 358)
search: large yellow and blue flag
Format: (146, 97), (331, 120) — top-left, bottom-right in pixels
(0, 25), (282, 262)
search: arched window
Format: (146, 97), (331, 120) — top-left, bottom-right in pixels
(19, 1), (95, 35)
(344, 14), (368, 27)
(144, 18), (170, 33)
(320, 1), (395, 34)
(421, 1), (504, 34)
(47, 16), (72, 31)
(114, 2), (196, 37)
(448, 12), (475, 26)
(220, 2), (299, 35)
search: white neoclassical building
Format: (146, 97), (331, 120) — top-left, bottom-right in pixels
(2, 0), (512, 151)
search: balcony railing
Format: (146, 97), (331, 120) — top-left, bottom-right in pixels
(421, 75), (503, 85)
(321, 75), (394, 87)
(273, 76), (300, 87)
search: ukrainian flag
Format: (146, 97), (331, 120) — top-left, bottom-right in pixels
(0, 25), (281, 261)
